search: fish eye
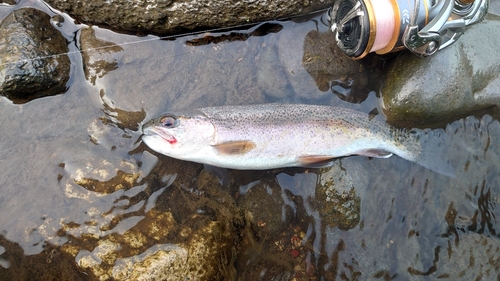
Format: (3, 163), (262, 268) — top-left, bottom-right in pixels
(160, 115), (178, 128)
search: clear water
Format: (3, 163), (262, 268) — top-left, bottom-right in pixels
(1, 0), (500, 279)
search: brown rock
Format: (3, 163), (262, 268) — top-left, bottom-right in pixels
(43, 0), (334, 35)
(0, 8), (70, 103)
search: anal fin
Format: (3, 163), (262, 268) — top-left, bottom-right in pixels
(357, 149), (393, 158)
(298, 155), (335, 168)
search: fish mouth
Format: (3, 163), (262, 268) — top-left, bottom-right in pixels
(142, 126), (177, 145)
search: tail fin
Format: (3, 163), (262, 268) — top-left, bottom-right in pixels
(406, 127), (456, 177)
(393, 115), (500, 178)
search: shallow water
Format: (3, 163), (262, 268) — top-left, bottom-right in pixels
(1, 0), (500, 280)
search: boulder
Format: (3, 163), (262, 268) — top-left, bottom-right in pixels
(380, 14), (500, 127)
(0, 8), (70, 103)
(42, 0), (334, 35)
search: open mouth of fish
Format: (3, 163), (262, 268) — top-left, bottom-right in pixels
(143, 127), (177, 145)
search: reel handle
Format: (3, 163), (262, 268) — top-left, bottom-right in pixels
(403, 0), (489, 57)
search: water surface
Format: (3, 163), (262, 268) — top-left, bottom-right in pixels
(1, 0), (500, 279)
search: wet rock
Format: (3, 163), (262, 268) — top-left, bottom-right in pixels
(0, 0), (16, 5)
(275, 20), (372, 102)
(66, 208), (237, 280)
(0, 236), (87, 281)
(62, 209), (179, 280)
(276, 23), (320, 99)
(256, 44), (293, 99)
(311, 162), (361, 230)
(111, 243), (188, 280)
(381, 14), (500, 127)
(56, 164), (242, 280)
(43, 0), (333, 35)
(69, 160), (140, 195)
(238, 181), (288, 238)
(301, 30), (369, 102)
(0, 8), (70, 103)
(79, 27), (124, 85)
(236, 172), (327, 280)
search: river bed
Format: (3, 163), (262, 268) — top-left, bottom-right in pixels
(1, 0), (500, 280)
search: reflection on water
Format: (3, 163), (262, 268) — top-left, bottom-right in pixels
(1, 0), (500, 280)
(185, 23), (284, 47)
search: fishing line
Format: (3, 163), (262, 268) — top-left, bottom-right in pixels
(0, 8), (329, 68)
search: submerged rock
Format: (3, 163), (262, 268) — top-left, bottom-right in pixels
(65, 209), (236, 280)
(43, 0), (334, 35)
(56, 164), (243, 280)
(79, 27), (124, 85)
(0, 8), (70, 103)
(312, 162), (361, 230)
(302, 30), (369, 102)
(381, 14), (500, 127)
(238, 180), (288, 238)
(0, 236), (87, 281)
(1, 0), (16, 5)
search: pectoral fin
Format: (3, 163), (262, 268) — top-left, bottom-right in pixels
(357, 149), (393, 158)
(298, 155), (335, 168)
(213, 140), (256, 155)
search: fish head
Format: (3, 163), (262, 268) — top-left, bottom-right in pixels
(142, 113), (215, 158)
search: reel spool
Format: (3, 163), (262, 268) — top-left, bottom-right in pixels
(329, 0), (489, 59)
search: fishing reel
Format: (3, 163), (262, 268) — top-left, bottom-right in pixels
(328, 0), (489, 59)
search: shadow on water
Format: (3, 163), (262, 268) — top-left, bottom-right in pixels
(1, 0), (500, 280)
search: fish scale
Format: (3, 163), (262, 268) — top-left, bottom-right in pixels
(142, 103), (454, 177)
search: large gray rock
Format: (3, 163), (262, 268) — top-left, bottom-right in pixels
(43, 0), (334, 34)
(0, 8), (70, 103)
(380, 14), (500, 127)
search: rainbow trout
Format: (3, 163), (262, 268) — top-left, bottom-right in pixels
(142, 103), (454, 176)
